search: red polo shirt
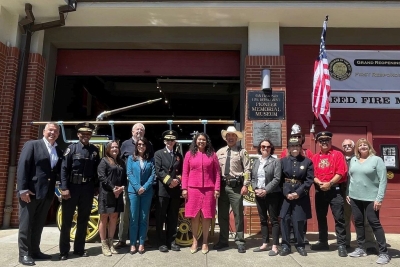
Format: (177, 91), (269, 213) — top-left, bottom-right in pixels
(311, 148), (347, 183)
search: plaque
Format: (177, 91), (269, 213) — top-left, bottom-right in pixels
(252, 122), (282, 147)
(247, 91), (285, 120)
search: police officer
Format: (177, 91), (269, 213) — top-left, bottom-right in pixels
(59, 122), (100, 260)
(154, 130), (183, 252)
(280, 137), (314, 257)
(214, 126), (251, 253)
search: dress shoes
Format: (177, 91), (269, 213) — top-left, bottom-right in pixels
(59, 252), (68, 261)
(114, 241), (127, 249)
(280, 247), (291, 256)
(19, 255), (35, 266)
(138, 249), (145, 255)
(170, 243), (181, 251)
(32, 251), (52, 260)
(73, 250), (88, 257)
(159, 245), (169, 253)
(310, 241), (330, 251)
(213, 242), (229, 250)
(237, 244), (246, 253)
(338, 245), (348, 257)
(253, 246), (269, 252)
(297, 247), (307, 256)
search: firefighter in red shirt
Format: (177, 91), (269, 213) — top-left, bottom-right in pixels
(310, 131), (348, 257)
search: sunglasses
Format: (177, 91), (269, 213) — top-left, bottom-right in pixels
(343, 144), (353, 148)
(137, 143), (146, 147)
(319, 139), (330, 143)
(261, 145), (271, 149)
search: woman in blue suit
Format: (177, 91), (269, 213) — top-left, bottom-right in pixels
(127, 137), (155, 255)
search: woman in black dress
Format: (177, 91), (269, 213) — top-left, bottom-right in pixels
(98, 141), (126, 256)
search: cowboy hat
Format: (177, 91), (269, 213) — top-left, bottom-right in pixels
(221, 126), (243, 140)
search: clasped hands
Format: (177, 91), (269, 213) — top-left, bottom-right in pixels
(286, 192), (299, 200)
(254, 188), (267, 198)
(113, 185), (124, 198)
(169, 179), (180, 188)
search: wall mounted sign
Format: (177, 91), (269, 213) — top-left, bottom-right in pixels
(247, 91), (285, 120)
(380, 144), (399, 170)
(252, 121), (282, 147)
(330, 92), (400, 109)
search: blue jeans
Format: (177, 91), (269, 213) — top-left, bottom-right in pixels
(129, 191), (153, 245)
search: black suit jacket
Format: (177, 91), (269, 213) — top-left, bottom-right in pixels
(17, 139), (63, 199)
(154, 148), (183, 198)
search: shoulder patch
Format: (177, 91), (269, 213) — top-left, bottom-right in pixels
(63, 148), (70, 156)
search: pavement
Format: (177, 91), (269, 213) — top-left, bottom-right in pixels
(1, 225), (400, 267)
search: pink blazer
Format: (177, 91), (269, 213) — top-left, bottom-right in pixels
(181, 151), (221, 191)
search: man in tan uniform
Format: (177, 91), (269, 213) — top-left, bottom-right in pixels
(214, 126), (251, 253)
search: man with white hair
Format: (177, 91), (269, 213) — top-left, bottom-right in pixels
(115, 123), (153, 249)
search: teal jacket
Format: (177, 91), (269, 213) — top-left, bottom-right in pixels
(126, 155), (155, 195)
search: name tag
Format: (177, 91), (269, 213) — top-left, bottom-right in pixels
(336, 187), (340, 190)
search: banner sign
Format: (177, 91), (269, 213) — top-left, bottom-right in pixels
(327, 50), (400, 91)
(330, 92), (400, 109)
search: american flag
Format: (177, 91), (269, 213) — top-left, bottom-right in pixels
(312, 16), (331, 129)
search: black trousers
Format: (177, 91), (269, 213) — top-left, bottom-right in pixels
(281, 214), (305, 248)
(315, 186), (346, 246)
(350, 198), (388, 254)
(155, 196), (180, 246)
(255, 192), (282, 245)
(18, 188), (54, 256)
(59, 183), (94, 253)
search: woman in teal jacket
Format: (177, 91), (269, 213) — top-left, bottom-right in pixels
(127, 137), (155, 254)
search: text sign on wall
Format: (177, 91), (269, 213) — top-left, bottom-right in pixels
(247, 91), (285, 120)
(327, 50), (400, 91)
(330, 92), (400, 109)
(252, 122), (282, 147)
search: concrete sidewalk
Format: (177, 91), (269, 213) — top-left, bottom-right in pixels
(1, 225), (399, 267)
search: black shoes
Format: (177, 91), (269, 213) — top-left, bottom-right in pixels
(311, 241), (330, 251)
(280, 247), (291, 256)
(237, 244), (246, 253)
(338, 245), (348, 257)
(253, 246), (269, 252)
(297, 247), (307, 256)
(31, 251), (52, 260)
(159, 245), (169, 253)
(59, 252), (68, 261)
(73, 250), (88, 257)
(19, 255), (35, 266)
(114, 241), (127, 249)
(170, 243), (181, 251)
(213, 242), (229, 250)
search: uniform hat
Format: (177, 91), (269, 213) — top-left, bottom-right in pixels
(221, 126), (243, 140)
(288, 137), (302, 146)
(291, 123), (302, 135)
(316, 131), (333, 140)
(76, 122), (95, 132)
(162, 130), (178, 140)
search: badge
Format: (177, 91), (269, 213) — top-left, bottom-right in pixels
(300, 166), (304, 170)
(63, 148), (70, 156)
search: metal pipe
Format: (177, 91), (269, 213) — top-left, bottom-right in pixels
(31, 120), (236, 125)
(96, 98), (162, 120)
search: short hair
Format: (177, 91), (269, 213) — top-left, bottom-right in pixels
(257, 138), (275, 155)
(44, 122), (60, 131)
(342, 139), (355, 148)
(133, 137), (151, 160)
(132, 123), (145, 131)
(354, 138), (376, 159)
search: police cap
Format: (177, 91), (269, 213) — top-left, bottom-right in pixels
(162, 130), (178, 141)
(76, 122), (95, 132)
(316, 131), (333, 141)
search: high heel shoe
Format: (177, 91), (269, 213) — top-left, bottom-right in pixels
(202, 245), (209, 254)
(129, 250), (137, 255)
(138, 250), (145, 255)
(190, 245), (198, 254)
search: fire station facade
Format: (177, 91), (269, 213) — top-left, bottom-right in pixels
(0, 0), (400, 233)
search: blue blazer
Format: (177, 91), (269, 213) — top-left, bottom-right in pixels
(126, 155), (155, 195)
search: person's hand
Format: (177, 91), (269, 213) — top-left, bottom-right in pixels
(240, 186), (248, 195)
(319, 182), (331, 191)
(182, 190), (188, 199)
(287, 193), (294, 200)
(292, 192), (299, 199)
(214, 190), (220, 199)
(20, 190), (35, 203)
(258, 189), (267, 198)
(346, 196), (351, 205)
(254, 189), (261, 196)
(61, 189), (71, 200)
(374, 201), (382, 211)
(138, 187), (145, 195)
(169, 179), (180, 188)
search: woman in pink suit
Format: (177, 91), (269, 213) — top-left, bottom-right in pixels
(182, 132), (220, 255)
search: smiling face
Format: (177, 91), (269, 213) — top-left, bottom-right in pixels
(225, 132), (238, 147)
(164, 139), (176, 150)
(318, 138), (332, 153)
(110, 142), (119, 158)
(77, 131), (92, 145)
(137, 140), (147, 155)
(132, 124), (145, 140)
(196, 134), (207, 152)
(43, 123), (60, 145)
(342, 139), (354, 156)
(289, 144), (301, 157)
(358, 142), (370, 156)
(260, 141), (271, 158)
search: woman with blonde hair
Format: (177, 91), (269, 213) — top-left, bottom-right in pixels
(347, 138), (390, 264)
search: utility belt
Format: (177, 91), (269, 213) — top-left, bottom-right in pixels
(70, 173), (92, 184)
(284, 178), (303, 185)
(222, 175), (243, 188)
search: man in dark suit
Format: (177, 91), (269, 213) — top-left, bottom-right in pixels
(17, 123), (63, 266)
(154, 130), (183, 252)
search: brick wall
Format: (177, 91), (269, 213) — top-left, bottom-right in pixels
(243, 55), (286, 234)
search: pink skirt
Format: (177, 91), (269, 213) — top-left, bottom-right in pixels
(185, 187), (216, 219)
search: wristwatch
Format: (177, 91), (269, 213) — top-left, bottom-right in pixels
(329, 181), (334, 187)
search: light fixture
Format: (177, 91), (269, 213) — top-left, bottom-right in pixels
(59, 0), (77, 13)
(261, 69), (272, 95)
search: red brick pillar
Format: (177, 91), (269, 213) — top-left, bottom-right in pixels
(0, 43), (19, 227)
(243, 56), (287, 234)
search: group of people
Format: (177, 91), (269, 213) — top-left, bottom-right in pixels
(16, 122), (390, 266)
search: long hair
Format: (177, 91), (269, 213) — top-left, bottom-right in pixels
(189, 132), (214, 157)
(354, 138), (376, 159)
(104, 140), (123, 166)
(256, 138), (275, 155)
(134, 137), (150, 160)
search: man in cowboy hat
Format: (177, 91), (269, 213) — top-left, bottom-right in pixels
(214, 126), (251, 253)
(154, 130), (183, 253)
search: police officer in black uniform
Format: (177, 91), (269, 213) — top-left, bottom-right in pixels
(154, 130), (183, 252)
(59, 122), (100, 260)
(280, 137), (314, 257)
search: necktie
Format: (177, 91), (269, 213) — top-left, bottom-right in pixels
(224, 149), (231, 176)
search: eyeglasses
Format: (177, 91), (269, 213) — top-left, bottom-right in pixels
(342, 144), (353, 148)
(137, 143), (146, 147)
(319, 139), (330, 143)
(261, 145), (271, 149)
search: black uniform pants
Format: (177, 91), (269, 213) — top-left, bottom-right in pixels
(315, 185), (346, 246)
(281, 214), (305, 249)
(155, 196), (180, 247)
(18, 188), (54, 256)
(59, 183), (94, 253)
(255, 192), (282, 245)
